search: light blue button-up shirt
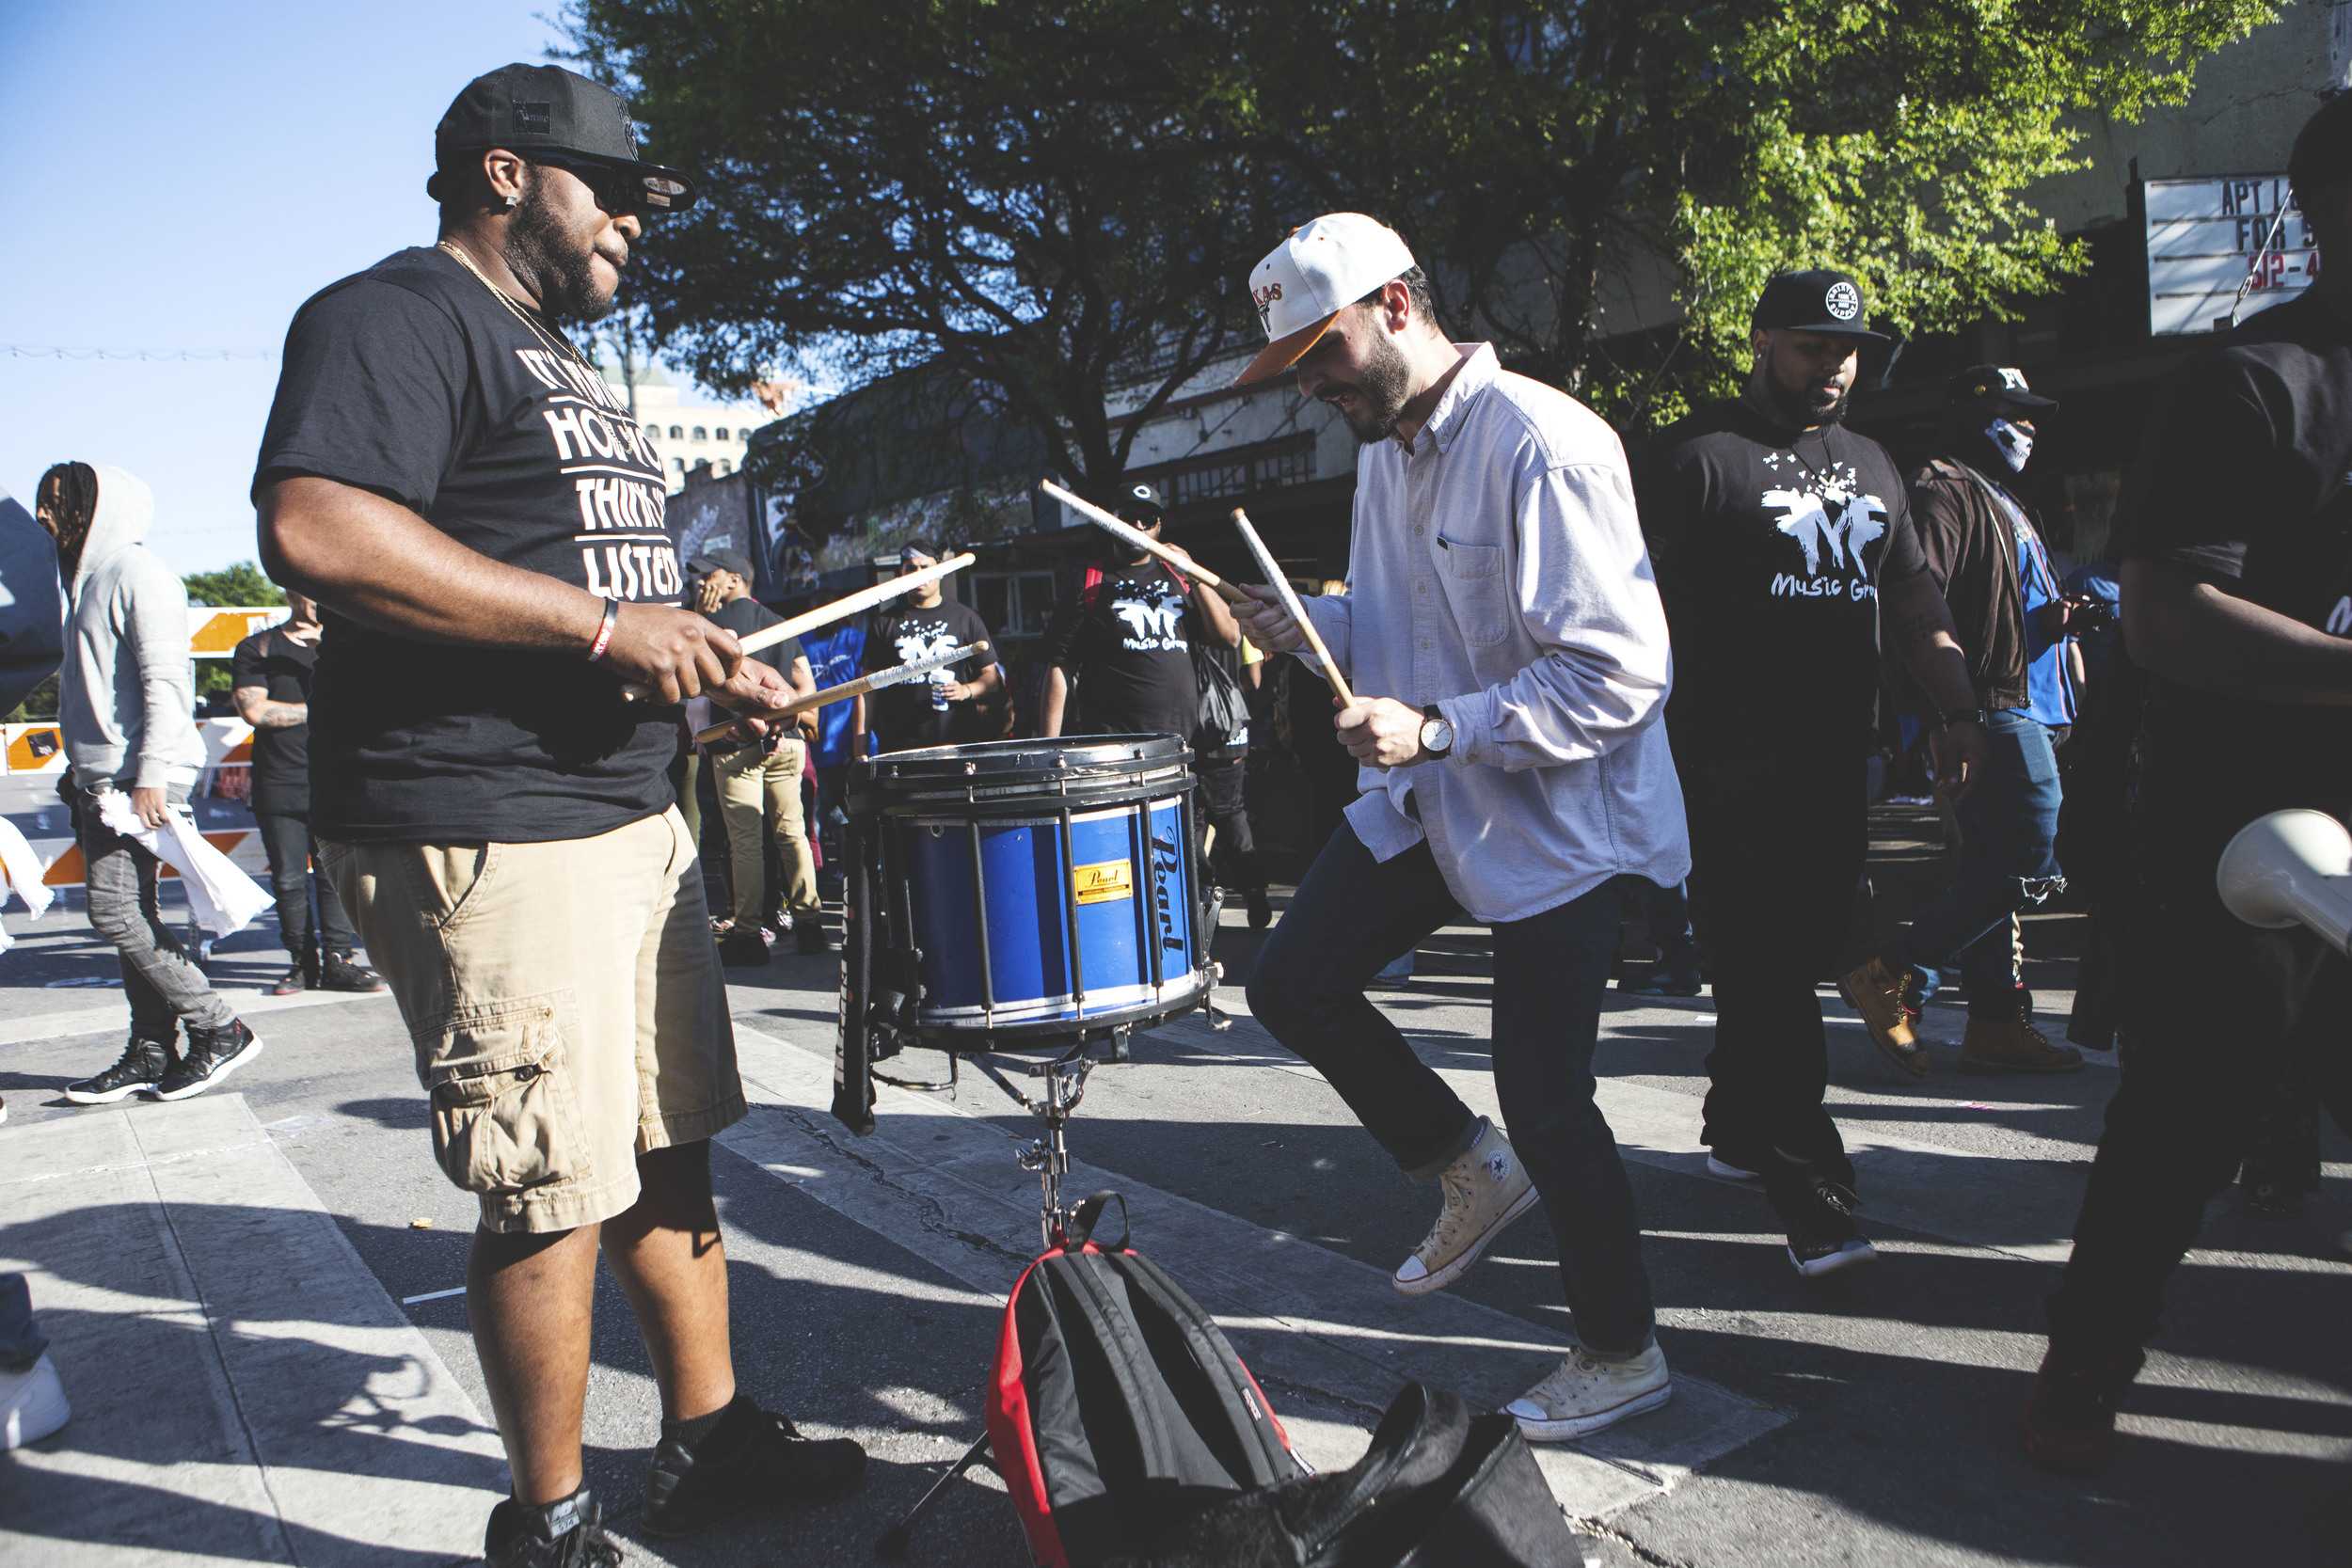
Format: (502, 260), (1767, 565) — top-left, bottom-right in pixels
(1297, 344), (1691, 924)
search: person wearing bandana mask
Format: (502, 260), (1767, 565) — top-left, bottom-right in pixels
(1838, 367), (2083, 1074)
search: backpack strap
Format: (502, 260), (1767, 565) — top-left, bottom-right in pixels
(1066, 1190), (1130, 1253)
(1110, 1252), (1301, 1487)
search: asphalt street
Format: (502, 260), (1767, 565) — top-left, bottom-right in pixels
(2, 835), (2347, 1568)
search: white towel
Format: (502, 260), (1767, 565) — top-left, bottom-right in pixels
(94, 793), (272, 938)
(0, 816), (54, 952)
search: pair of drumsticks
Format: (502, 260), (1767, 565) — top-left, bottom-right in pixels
(1035, 479), (1353, 706)
(665, 478), (1348, 748)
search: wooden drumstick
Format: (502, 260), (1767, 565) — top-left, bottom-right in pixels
(619, 551), (977, 703)
(1038, 480), (1251, 607)
(693, 641), (990, 746)
(1232, 508), (1354, 707)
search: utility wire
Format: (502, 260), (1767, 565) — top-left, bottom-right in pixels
(3, 344), (277, 362)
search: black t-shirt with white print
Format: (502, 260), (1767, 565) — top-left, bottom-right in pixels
(1637, 399), (1930, 757)
(252, 246), (685, 844)
(2114, 291), (2352, 845)
(859, 598), (993, 752)
(1042, 560), (1199, 742)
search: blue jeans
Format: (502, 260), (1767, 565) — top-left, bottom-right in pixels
(1247, 824), (1655, 1356)
(1893, 711), (2063, 1014)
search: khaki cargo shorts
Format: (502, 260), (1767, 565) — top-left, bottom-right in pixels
(322, 807), (745, 1234)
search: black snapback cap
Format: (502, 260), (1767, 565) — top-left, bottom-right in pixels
(1751, 268), (1890, 342)
(427, 63), (698, 214)
(1948, 364), (2058, 412)
(1119, 480), (1169, 520)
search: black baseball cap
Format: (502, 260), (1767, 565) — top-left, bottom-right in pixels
(1118, 481), (1168, 523)
(1947, 365), (2058, 412)
(1751, 268), (1889, 342)
(688, 546), (754, 578)
(426, 63), (698, 214)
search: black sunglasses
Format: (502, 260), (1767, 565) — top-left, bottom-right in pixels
(534, 156), (648, 217)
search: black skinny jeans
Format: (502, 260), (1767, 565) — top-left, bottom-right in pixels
(1246, 823), (1655, 1356)
(253, 800), (358, 960)
(1680, 748), (1867, 1186)
(1196, 751), (1262, 895)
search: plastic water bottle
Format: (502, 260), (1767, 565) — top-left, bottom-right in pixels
(929, 666), (954, 714)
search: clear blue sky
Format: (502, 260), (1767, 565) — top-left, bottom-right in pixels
(0, 2), (603, 573)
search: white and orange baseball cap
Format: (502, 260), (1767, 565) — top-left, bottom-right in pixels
(1232, 214), (1418, 388)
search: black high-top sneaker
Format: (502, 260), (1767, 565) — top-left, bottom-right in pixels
(65, 1035), (176, 1105)
(318, 952), (388, 992)
(484, 1487), (623, 1568)
(151, 1020), (263, 1101)
(1773, 1171), (1877, 1278)
(641, 1394), (866, 1537)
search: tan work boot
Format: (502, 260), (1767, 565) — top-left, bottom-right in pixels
(1960, 1013), (2084, 1073)
(1393, 1120), (1539, 1296)
(1838, 957), (1931, 1078)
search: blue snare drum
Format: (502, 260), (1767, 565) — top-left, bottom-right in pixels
(850, 736), (1210, 1044)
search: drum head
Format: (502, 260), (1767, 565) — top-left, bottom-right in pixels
(852, 735), (1193, 814)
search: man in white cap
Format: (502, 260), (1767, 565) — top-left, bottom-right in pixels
(1233, 214), (1692, 1441)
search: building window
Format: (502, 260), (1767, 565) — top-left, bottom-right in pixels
(1140, 434), (1318, 510)
(668, 424), (683, 439)
(670, 457), (685, 474)
(713, 460), (731, 477)
(715, 426), (730, 441)
(974, 570), (1058, 641)
(692, 425), (708, 441)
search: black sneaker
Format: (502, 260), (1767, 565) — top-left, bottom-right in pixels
(795, 919), (837, 956)
(65, 1036), (176, 1104)
(150, 1020), (263, 1102)
(485, 1487), (623, 1567)
(642, 1396), (866, 1537)
(1246, 888), (1272, 929)
(719, 928), (770, 968)
(319, 952), (388, 992)
(1775, 1175), (1876, 1278)
(267, 958), (313, 997)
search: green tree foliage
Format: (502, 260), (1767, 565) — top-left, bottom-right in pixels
(182, 562), (285, 610)
(565, 0), (1301, 497)
(1269, 0), (2282, 426)
(568, 0), (2280, 461)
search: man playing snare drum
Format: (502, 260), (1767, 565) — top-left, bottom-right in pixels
(1233, 214), (1692, 1441)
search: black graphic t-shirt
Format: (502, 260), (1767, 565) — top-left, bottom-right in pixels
(1637, 400), (1929, 756)
(252, 246), (684, 843)
(229, 627), (318, 811)
(859, 598), (993, 752)
(1042, 561), (1199, 742)
(2115, 291), (2352, 845)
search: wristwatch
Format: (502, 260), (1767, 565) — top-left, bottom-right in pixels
(1419, 705), (1455, 761)
(1937, 705), (1989, 730)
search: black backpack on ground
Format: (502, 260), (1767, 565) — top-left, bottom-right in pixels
(1104, 1382), (1598, 1568)
(988, 1193), (1305, 1567)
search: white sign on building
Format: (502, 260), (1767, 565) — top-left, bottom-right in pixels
(2145, 174), (2319, 336)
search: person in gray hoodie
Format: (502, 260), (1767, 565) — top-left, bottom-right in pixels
(36, 461), (259, 1103)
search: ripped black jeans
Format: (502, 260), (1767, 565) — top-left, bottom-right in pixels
(1892, 710), (2065, 1014)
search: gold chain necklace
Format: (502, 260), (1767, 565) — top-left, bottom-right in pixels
(434, 239), (599, 379)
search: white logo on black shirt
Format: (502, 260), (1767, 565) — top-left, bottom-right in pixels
(1111, 593), (1186, 650)
(2327, 594), (2352, 636)
(894, 627), (961, 665)
(1758, 460), (1888, 602)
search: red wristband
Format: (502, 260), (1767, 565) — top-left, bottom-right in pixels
(586, 597), (620, 662)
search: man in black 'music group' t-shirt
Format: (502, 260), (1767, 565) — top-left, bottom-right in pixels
(1635, 268), (1986, 1281)
(251, 62), (857, 1563)
(2024, 98), (2352, 1480)
(852, 540), (997, 753)
(1038, 482), (1240, 743)
(229, 595), (383, 996)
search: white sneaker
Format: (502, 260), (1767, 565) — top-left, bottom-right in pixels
(1393, 1122), (1539, 1296)
(1506, 1344), (1672, 1442)
(0, 1353), (71, 1449)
